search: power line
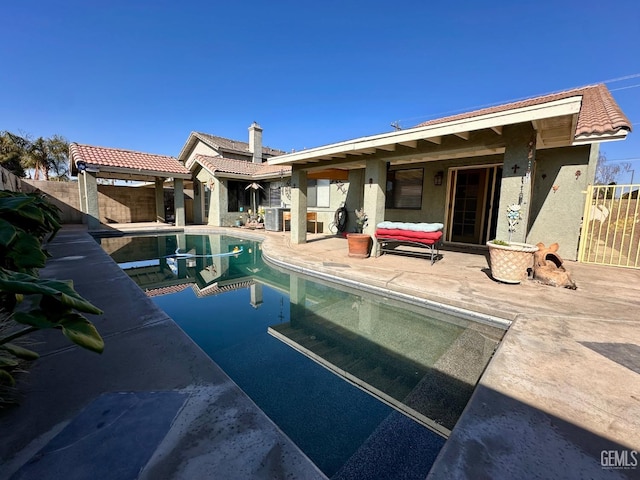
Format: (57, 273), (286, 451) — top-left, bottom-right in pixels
(610, 83), (640, 92)
(599, 73), (640, 84)
(393, 73), (640, 128)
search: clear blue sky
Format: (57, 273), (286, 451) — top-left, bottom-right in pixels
(2, 1), (639, 182)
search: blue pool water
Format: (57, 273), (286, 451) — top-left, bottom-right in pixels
(98, 233), (502, 478)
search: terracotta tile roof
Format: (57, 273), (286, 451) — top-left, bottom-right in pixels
(145, 283), (193, 297)
(195, 154), (291, 178)
(195, 132), (286, 157)
(415, 84), (631, 137)
(193, 279), (255, 298)
(70, 143), (190, 176)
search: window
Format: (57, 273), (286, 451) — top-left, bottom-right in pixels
(385, 168), (424, 209)
(269, 187), (281, 207)
(308, 179), (330, 208)
(227, 180), (251, 212)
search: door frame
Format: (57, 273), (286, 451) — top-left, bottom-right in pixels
(444, 163), (502, 246)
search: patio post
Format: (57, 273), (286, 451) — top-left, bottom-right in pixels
(363, 159), (387, 236)
(209, 177), (227, 226)
(498, 124), (537, 243)
(77, 171), (87, 215)
(290, 166), (308, 245)
(155, 178), (165, 223)
(174, 177), (185, 227)
(81, 171), (100, 231)
(193, 178), (203, 224)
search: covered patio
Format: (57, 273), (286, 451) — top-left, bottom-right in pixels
(69, 143), (192, 230)
(268, 84), (631, 260)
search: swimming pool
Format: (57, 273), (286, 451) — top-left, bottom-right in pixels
(98, 233), (505, 478)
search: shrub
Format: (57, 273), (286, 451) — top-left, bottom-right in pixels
(0, 191), (103, 405)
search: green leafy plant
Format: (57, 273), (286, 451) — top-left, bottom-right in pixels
(490, 239), (510, 246)
(0, 191), (103, 400)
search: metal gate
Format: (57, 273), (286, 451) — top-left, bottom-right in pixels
(578, 184), (640, 268)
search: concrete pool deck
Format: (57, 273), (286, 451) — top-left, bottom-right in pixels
(1, 224), (639, 479)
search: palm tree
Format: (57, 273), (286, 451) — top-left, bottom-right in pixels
(21, 135), (69, 180)
(0, 131), (28, 177)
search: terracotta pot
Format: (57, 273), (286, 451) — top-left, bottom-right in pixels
(486, 241), (538, 284)
(347, 233), (372, 258)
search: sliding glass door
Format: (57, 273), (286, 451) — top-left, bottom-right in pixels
(446, 166), (502, 245)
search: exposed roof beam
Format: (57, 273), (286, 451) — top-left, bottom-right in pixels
(376, 144), (397, 152)
(569, 113), (578, 142)
(398, 140), (418, 148)
(491, 126), (503, 135)
(425, 136), (442, 144)
(385, 144), (506, 164)
(454, 131), (470, 140)
(532, 120), (545, 147)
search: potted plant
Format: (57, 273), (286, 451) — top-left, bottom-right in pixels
(486, 204), (538, 283)
(347, 208), (372, 258)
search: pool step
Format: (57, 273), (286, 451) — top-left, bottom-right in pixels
(271, 322), (426, 402)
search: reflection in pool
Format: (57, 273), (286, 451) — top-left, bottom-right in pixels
(97, 233), (505, 478)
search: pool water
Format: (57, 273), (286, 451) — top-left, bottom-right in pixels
(98, 233), (505, 478)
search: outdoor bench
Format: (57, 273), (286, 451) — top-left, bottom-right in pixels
(374, 221), (444, 265)
(282, 211), (319, 233)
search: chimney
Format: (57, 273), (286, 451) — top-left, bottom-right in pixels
(248, 122), (263, 164)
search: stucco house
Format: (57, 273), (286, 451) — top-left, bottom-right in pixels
(268, 84), (632, 260)
(177, 123), (292, 227)
(67, 84), (631, 262)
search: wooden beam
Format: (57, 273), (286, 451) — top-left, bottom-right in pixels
(307, 169), (349, 180)
(425, 136), (442, 145)
(376, 144), (397, 152)
(491, 126), (503, 135)
(454, 131), (470, 140)
(398, 140), (418, 148)
(360, 148), (377, 154)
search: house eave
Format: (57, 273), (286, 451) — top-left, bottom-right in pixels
(268, 96), (584, 167)
(572, 130), (630, 146)
(83, 165), (191, 180)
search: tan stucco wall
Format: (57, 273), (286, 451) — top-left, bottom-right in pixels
(185, 142), (217, 166)
(528, 144), (597, 260)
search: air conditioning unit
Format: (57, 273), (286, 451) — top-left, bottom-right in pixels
(264, 208), (290, 231)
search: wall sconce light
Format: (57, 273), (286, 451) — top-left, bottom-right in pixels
(434, 171), (444, 186)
